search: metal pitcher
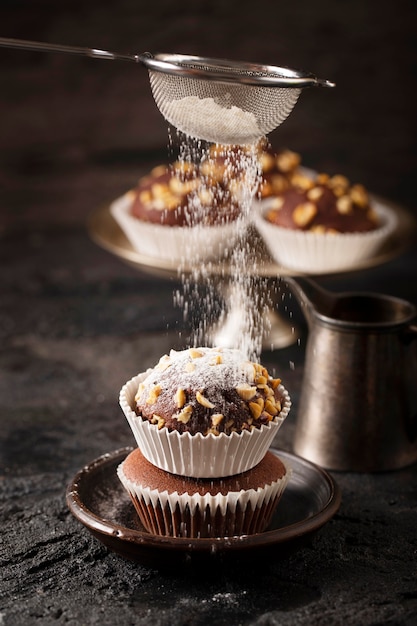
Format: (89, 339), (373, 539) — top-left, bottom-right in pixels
(286, 276), (417, 471)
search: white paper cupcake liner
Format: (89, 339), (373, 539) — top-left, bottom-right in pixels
(110, 190), (243, 263)
(119, 373), (291, 478)
(252, 198), (397, 274)
(117, 460), (290, 538)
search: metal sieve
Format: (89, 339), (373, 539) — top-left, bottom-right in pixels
(0, 37), (335, 144)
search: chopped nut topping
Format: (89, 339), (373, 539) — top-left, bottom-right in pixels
(134, 382), (145, 402)
(236, 383), (257, 400)
(152, 193), (179, 211)
(210, 354), (223, 365)
(151, 165), (167, 177)
(265, 398), (278, 416)
(255, 375), (268, 385)
(317, 173), (330, 184)
(271, 377), (282, 389)
(336, 195), (352, 214)
(292, 173), (314, 190)
(168, 177), (193, 195)
(185, 362), (196, 373)
(261, 181), (273, 197)
(205, 427), (220, 436)
(350, 184), (369, 208)
(152, 414), (166, 429)
(155, 355), (171, 371)
(172, 161), (195, 175)
(175, 387), (186, 409)
(259, 152), (275, 172)
(198, 188), (214, 205)
(270, 175), (288, 194)
(225, 418), (234, 429)
(139, 190), (152, 205)
(176, 405), (193, 424)
(146, 384), (162, 405)
(293, 202), (317, 228)
(332, 186), (345, 198)
(270, 196), (284, 211)
(307, 186), (324, 202)
(152, 183), (168, 198)
(249, 401), (263, 420)
(211, 414), (224, 427)
(189, 348), (204, 359)
(276, 150), (300, 172)
(330, 174), (349, 190)
(196, 390), (215, 409)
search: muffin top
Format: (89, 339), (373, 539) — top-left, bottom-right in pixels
(134, 347), (285, 436)
(121, 448), (287, 495)
(264, 172), (379, 233)
(130, 161), (241, 227)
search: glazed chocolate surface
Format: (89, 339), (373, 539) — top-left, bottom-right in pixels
(266, 184), (378, 233)
(122, 448), (287, 495)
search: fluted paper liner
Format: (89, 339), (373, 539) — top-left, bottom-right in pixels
(119, 372), (291, 478)
(117, 459), (291, 538)
(253, 199), (397, 274)
(111, 191), (243, 263)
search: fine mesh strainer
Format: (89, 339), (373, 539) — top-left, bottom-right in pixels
(0, 37), (335, 144)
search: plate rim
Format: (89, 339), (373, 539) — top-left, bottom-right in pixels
(66, 446), (341, 553)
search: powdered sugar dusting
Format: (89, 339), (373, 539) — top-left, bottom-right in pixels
(166, 96), (262, 145)
(139, 347), (255, 393)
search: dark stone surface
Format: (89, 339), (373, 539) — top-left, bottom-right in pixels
(1, 2), (417, 625)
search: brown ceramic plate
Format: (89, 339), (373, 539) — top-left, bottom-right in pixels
(66, 447), (341, 570)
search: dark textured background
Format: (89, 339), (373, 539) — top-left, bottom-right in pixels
(1, 2), (417, 625)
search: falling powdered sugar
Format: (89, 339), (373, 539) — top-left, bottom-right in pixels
(170, 132), (272, 361)
(166, 96), (263, 145)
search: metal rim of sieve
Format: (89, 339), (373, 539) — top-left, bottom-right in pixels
(140, 52), (335, 89)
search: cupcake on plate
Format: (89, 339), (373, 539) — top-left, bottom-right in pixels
(111, 158), (244, 263)
(117, 345), (291, 538)
(117, 447), (289, 538)
(119, 346), (291, 478)
(253, 170), (397, 273)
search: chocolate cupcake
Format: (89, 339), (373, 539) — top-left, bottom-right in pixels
(111, 159), (244, 263)
(117, 447), (290, 538)
(119, 347), (291, 478)
(253, 171), (397, 273)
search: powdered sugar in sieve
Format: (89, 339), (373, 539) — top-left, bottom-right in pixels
(163, 96), (262, 144)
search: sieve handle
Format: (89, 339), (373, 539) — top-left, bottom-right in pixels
(0, 36), (146, 64)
